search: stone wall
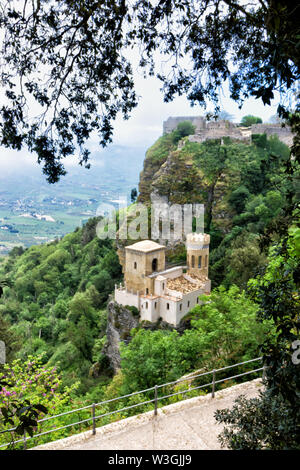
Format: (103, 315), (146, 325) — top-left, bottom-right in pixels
(163, 116), (294, 146)
(251, 123), (293, 146)
(187, 247), (209, 278)
(115, 287), (140, 309)
(175, 289), (204, 324)
(124, 249), (148, 294)
(124, 248), (166, 294)
(163, 116), (206, 134)
(140, 296), (161, 323)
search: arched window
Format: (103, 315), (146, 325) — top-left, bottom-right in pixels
(191, 255), (195, 268)
(198, 256), (202, 268)
(134, 261), (137, 269)
(152, 258), (158, 272)
(146, 288), (149, 295)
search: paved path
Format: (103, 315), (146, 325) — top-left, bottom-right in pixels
(33, 379), (262, 451)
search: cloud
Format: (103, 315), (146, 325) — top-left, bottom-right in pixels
(109, 71), (280, 148)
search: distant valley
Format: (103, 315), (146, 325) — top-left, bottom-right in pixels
(0, 145), (145, 254)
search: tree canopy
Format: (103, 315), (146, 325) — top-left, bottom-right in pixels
(215, 227), (300, 449)
(0, 0), (299, 181)
(240, 115), (263, 127)
(171, 120), (196, 144)
(0, 217), (121, 393)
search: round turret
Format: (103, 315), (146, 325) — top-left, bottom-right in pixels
(186, 233), (210, 279)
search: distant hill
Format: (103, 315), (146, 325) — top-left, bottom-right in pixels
(0, 145), (145, 253)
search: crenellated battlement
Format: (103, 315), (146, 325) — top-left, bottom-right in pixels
(186, 232), (210, 247)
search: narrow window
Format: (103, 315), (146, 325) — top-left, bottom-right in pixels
(152, 258), (158, 272)
(134, 261), (137, 269)
(167, 303), (170, 310)
(187, 301), (190, 307)
(191, 255), (195, 268)
(179, 304), (182, 311)
(146, 302), (148, 309)
(159, 218), (163, 237)
(155, 302), (157, 309)
(162, 283), (165, 290)
(198, 256), (202, 268)
(146, 288), (149, 295)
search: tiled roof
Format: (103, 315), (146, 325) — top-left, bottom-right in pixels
(167, 275), (205, 294)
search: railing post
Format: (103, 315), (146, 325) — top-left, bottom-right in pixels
(23, 430), (27, 450)
(154, 385), (158, 416)
(92, 403), (96, 435)
(262, 364), (267, 381)
(212, 369), (216, 398)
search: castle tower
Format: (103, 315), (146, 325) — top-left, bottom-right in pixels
(124, 240), (166, 294)
(186, 233), (210, 278)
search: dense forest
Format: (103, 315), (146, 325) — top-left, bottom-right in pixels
(0, 125), (299, 448)
(0, 218), (123, 395)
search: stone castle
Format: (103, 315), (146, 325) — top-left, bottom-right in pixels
(163, 116), (293, 147)
(114, 233), (211, 326)
(114, 116), (293, 326)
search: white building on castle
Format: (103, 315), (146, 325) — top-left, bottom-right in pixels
(114, 233), (211, 326)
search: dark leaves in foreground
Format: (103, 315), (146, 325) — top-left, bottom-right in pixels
(0, 0), (299, 182)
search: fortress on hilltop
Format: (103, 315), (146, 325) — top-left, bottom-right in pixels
(114, 234), (211, 326)
(163, 116), (294, 147)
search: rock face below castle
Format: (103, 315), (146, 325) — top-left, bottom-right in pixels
(163, 116), (294, 147)
(103, 301), (140, 372)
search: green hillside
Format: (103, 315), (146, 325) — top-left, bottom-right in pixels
(0, 218), (122, 394)
(0, 129), (298, 449)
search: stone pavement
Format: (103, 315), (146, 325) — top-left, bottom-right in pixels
(33, 378), (262, 451)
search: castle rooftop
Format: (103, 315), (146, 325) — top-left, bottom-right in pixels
(167, 275), (206, 294)
(125, 240), (165, 253)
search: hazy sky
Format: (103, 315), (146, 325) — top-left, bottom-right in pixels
(112, 73), (280, 147)
(0, 70), (280, 176)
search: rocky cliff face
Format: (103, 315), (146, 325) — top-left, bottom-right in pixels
(115, 134), (236, 269)
(138, 140), (235, 236)
(150, 150), (203, 205)
(103, 301), (139, 372)
(137, 133), (176, 204)
(103, 300), (195, 373)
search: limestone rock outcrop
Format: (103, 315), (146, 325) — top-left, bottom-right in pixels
(103, 301), (139, 372)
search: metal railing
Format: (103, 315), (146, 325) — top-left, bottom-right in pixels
(0, 357), (264, 450)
